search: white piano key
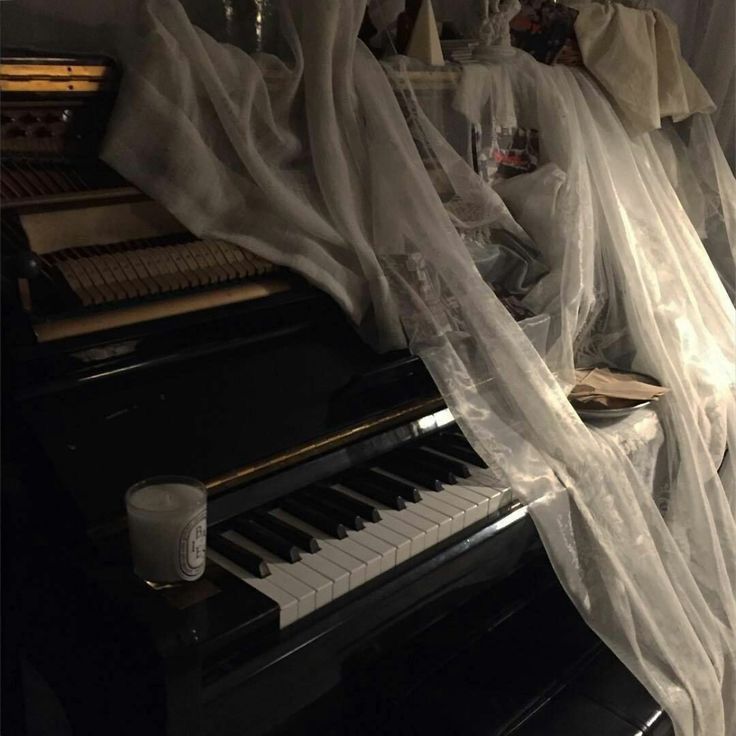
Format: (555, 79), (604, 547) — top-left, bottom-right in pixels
(261, 553), (333, 609)
(271, 510), (367, 590)
(418, 493), (466, 534)
(298, 551), (351, 599)
(460, 478), (505, 516)
(337, 487), (426, 556)
(207, 549), (298, 628)
(329, 484), (402, 570)
(432, 487), (482, 526)
(406, 499), (454, 541)
(346, 528), (396, 574)
(362, 521), (412, 564)
(385, 507), (439, 548)
(330, 535), (382, 581)
(220, 529), (332, 607)
(447, 455), (514, 512)
(225, 435), (518, 629)
(499, 486), (515, 507)
(311, 543), (367, 590)
(446, 485), (490, 518)
(281, 562), (332, 609)
(376, 513), (426, 556)
(223, 531), (316, 618)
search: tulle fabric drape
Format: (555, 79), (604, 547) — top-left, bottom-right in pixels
(383, 49), (736, 736)
(15, 1), (736, 733)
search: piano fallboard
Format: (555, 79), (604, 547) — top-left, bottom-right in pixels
(8, 289), (438, 533)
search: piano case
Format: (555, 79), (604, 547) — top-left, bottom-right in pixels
(1, 51), (671, 736)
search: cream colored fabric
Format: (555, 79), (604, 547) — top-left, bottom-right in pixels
(652, 10), (714, 121)
(659, 0), (735, 168)
(571, 2), (714, 134)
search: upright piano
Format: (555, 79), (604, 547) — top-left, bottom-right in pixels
(1, 52), (671, 736)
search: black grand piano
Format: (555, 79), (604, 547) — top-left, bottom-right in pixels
(1, 52), (671, 736)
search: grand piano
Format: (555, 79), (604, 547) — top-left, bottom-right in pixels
(1, 52), (671, 736)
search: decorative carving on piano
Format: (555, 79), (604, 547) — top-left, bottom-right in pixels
(1, 101), (115, 157)
(1, 106), (73, 149)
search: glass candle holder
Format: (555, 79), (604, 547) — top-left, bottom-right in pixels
(125, 476), (207, 583)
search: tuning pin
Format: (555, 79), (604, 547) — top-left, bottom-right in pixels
(16, 252), (42, 279)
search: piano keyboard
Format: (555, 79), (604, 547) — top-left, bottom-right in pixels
(40, 236), (278, 307)
(208, 428), (512, 628)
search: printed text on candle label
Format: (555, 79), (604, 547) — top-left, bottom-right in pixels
(179, 511), (207, 580)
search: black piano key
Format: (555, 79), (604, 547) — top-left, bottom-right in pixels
(356, 469), (422, 503)
(405, 446), (471, 479)
(435, 428), (483, 462)
(340, 471), (409, 509)
(305, 485), (382, 523)
(393, 448), (459, 484)
(251, 510), (321, 553)
(208, 534), (270, 578)
(375, 455), (445, 491)
(296, 491), (366, 531)
(281, 497), (348, 539)
(231, 517), (302, 563)
(423, 434), (489, 469)
(442, 429), (479, 450)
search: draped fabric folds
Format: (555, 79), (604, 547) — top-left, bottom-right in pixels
(658, 0), (735, 169)
(15, 1), (736, 734)
(568, 1), (714, 134)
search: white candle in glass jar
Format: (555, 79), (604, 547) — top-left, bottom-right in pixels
(126, 476), (207, 583)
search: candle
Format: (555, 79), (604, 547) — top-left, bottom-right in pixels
(126, 476), (207, 583)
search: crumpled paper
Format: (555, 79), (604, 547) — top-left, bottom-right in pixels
(570, 367), (669, 409)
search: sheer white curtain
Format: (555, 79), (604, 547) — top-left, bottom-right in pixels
(102, 6), (736, 731)
(392, 51), (736, 735)
(659, 0), (735, 168)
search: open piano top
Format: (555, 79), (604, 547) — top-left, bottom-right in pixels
(1, 50), (291, 345)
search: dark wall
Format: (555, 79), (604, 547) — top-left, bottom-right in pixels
(1, 0), (281, 56)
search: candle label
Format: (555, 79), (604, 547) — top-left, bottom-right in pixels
(179, 510), (207, 580)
